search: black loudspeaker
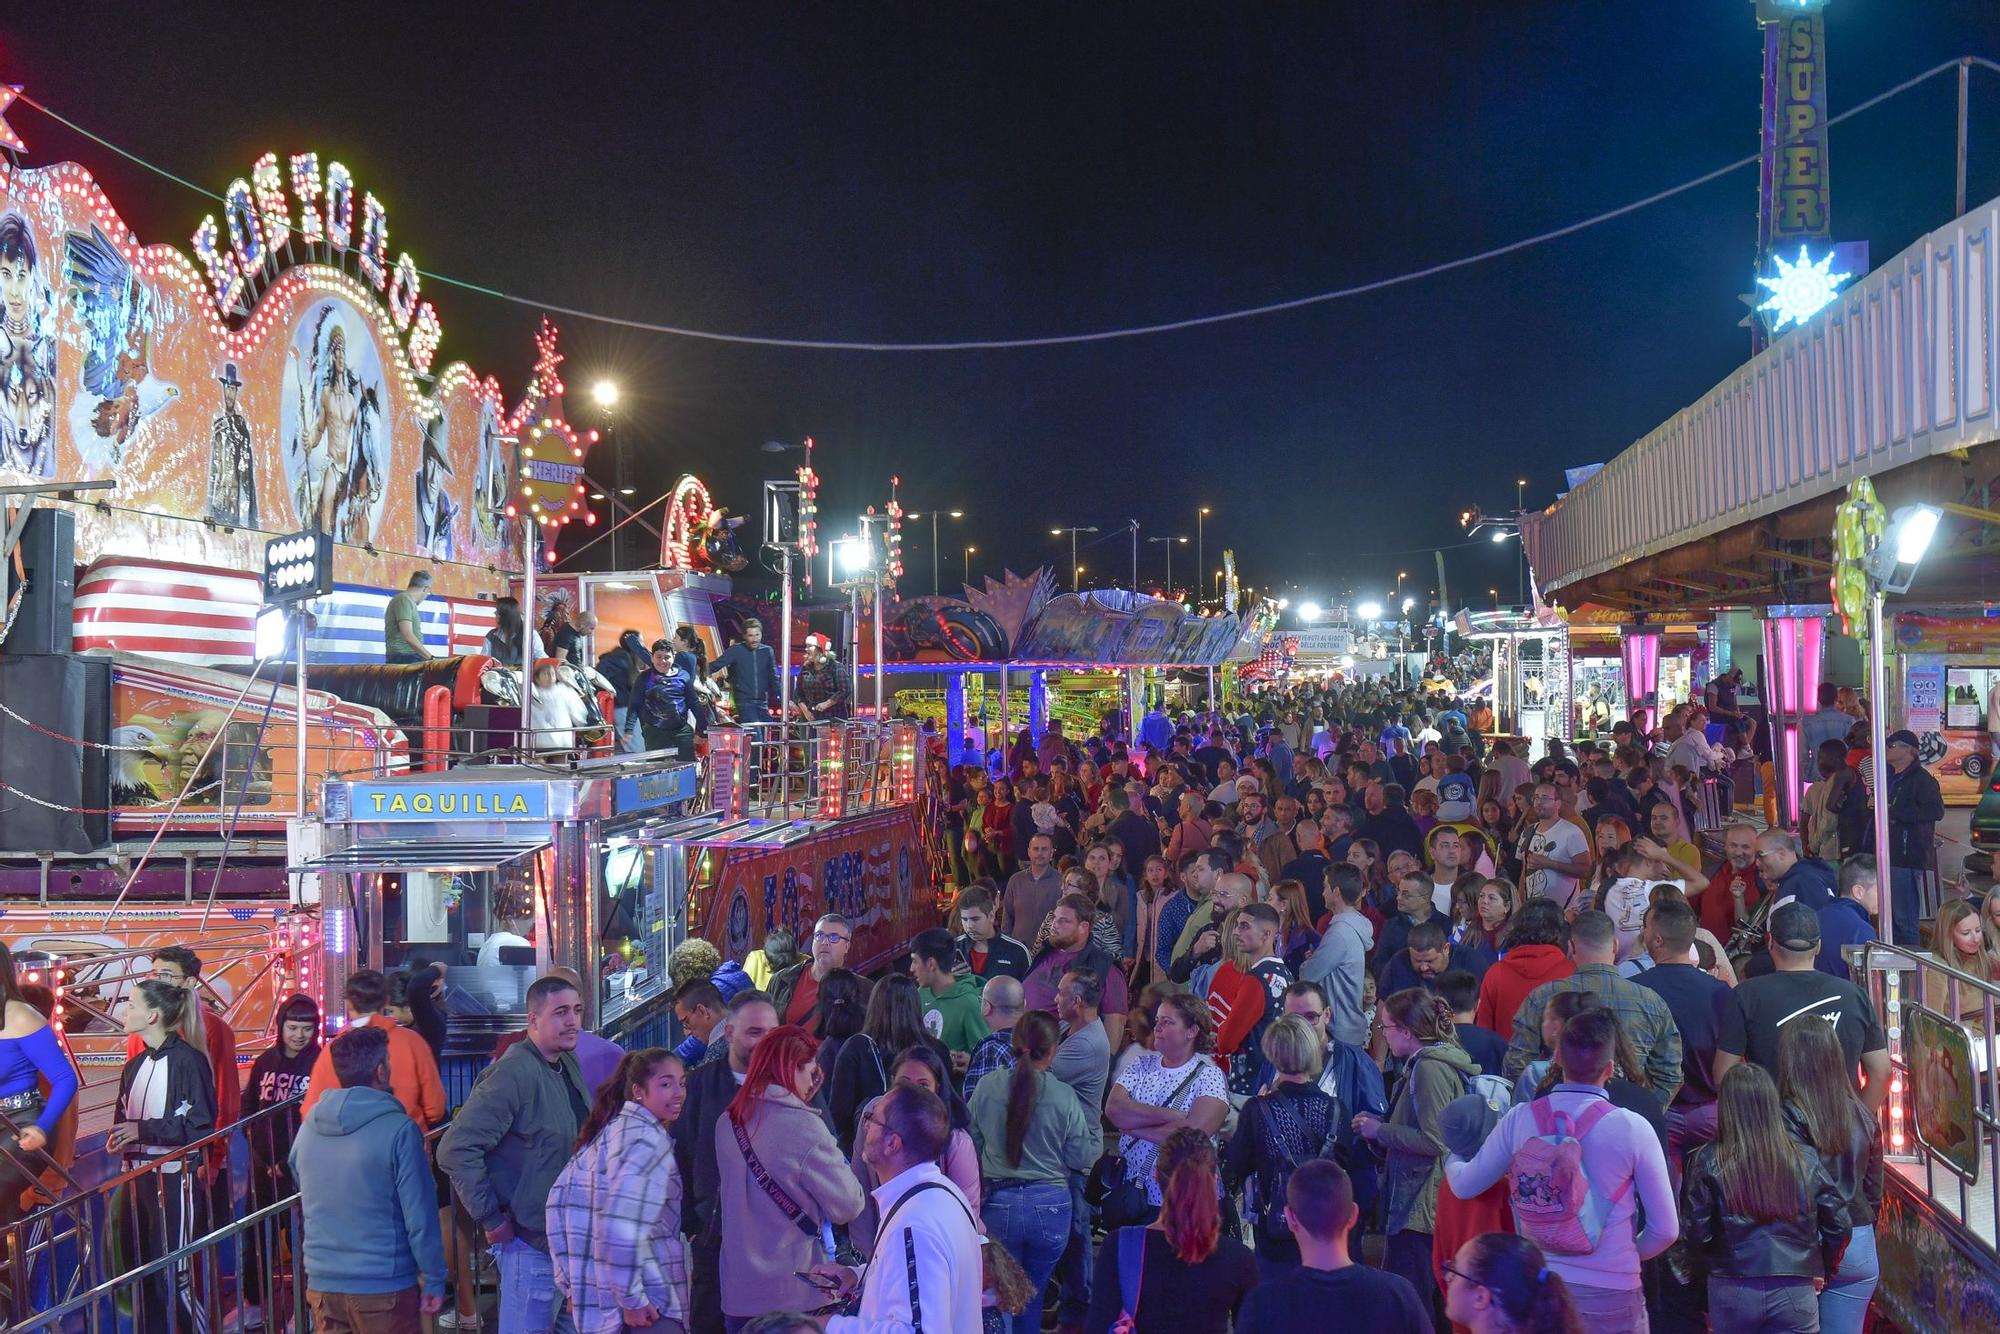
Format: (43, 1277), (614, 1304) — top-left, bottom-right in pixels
(6, 509), (75, 656)
(0, 654), (108, 852)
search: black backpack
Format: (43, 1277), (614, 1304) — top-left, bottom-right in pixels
(1246, 1089), (1337, 1244)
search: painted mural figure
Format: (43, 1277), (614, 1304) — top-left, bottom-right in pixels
(205, 361), (258, 528)
(0, 212), (56, 477)
(415, 419), (458, 560)
(62, 224), (180, 471)
(290, 315), (362, 535)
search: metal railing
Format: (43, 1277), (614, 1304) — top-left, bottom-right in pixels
(14, 1120), (495, 1334)
(0, 1093), (308, 1321)
(1856, 940), (2000, 1255)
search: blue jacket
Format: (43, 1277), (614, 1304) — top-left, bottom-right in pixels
(1816, 896), (1877, 980)
(1776, 858), (1839, 913)
(291, 1086), (445, 1296)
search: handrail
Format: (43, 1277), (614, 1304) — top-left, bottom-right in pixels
(11, 1110), (468, 1331)
(1853, 939), (2000, 1255)
(7, 1091), (305, 1246)
(14, 1192), (300, 1331)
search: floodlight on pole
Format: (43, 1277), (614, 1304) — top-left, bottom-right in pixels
(1298, 601), (1322, 624)
(1491, 529), (1511, 543)
(1865, 503), (1942, 594)
(1356, 600), (1384, 621)
(591, 380), (620, 410)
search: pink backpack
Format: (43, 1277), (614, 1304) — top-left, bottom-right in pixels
(1505, 1097), (1631, 1255)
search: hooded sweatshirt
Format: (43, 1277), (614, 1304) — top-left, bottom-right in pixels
(1377, 1040), (1481, 1236)
(1303, 909), (1374, 1049)
(290, 1085), (445, 1297)
(918, 972), (991, 1054)
(1473, 944), (1574, 1038)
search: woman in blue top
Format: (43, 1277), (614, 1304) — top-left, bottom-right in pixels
(0, 941), (80, 1231)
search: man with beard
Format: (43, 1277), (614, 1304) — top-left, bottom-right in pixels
(1022, 895), (1129, 1049)
(793, 632), (849, 720)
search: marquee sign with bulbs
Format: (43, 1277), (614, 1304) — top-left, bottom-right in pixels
(0, 88), (590, 599)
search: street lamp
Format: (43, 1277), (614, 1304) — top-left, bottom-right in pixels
(1298, 601), (1323, 624)
(589, 378), (624, 566)
(1146, 535), (1188, 595)
(1052, 525), (1099, 591)
(907, 508), (965, 594)
(1197, 506), (1211, 598)
(1356, 600), (1383, 621)
(963, 545), (977, 585)
(1864, 502), (1943, 946)
(1515, 477), (1528, 602)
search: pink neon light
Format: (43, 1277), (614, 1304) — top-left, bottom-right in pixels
(1622, 629), (1662, 733)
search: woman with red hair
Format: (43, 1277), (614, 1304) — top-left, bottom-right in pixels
(1084, 1127), (1257, 1332)
(714, 1024), (865, 1327)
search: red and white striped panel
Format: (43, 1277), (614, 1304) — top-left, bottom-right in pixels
(446, 598), (497, 656)
(77, 558), (499, 666)
(74, 560), (262, 665)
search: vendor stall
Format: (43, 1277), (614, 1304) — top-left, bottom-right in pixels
(297, 756), (701, 1046)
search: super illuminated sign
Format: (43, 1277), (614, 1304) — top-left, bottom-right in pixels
(192, 152), (443, 373)
(353, 782), (549, 821)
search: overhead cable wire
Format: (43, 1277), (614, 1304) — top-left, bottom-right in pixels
(11, 57), (1989, 351)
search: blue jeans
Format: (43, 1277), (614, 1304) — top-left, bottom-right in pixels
(1818, 1223), (1878, 1334)
(1891, 867), (1928, 946)
(494, 1238), (573, 1334)
(1053, 1175), (1092, 1320)
(982, 1181), (1070, 1334)
(1708, 1276), (1817, 1332)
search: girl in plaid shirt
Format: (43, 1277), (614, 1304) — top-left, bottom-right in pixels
(548, 1050), (691, 1333)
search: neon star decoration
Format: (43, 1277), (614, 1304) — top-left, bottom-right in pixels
(1756, 246), (1852, 330)
(0, 84), (24, 153)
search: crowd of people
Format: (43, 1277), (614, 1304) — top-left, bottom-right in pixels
(0, 672), (1965, 1334)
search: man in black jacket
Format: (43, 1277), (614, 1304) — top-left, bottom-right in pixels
(1884, 728), (1944, 947)
(671, 989), (776, 1334)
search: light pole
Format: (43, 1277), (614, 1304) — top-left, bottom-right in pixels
(963, 545), (977, 586)
(1515, 477), (1527, 603)
(909, 508), (964, 594)
(591, 379), (620, 567)
(1196, 506), (1210, 598)
(1052, 525), (1098, 591)
(1147, 535), (1188, 595)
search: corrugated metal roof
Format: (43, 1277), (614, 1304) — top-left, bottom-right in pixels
(1525, 195), (2000, 594)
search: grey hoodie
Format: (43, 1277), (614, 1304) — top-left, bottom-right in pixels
(290, 1085), (445, 1296)
(1302, 908), (1374, 1048)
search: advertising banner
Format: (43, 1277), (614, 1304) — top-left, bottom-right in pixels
(695, 807), (931, 974)
(1759, 14), (1830, 255)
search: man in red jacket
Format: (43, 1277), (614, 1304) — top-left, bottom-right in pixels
(1694, 823), (1762, 944)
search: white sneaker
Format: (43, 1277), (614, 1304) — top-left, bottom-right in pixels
(436, 1311), (482, 1331)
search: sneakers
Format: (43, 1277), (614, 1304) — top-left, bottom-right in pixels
(436, 1311), (483, 1331)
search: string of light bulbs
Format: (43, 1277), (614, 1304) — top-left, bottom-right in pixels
(13, 57), (1997, 353)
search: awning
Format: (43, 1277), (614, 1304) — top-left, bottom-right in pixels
(290, 836), (553, 875)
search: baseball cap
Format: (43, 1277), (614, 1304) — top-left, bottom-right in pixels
(1435, 772), (1476, 820)
(1770, 900), (1823, 952)
(1885, 729), (1919, 749)
(1439, 1090), (1505, 1159)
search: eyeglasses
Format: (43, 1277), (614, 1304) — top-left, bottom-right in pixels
(1440, 1261), (1480, 1287)
(813, 932), (850, 945)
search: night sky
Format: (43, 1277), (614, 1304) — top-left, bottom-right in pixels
(5, 4), (2000, 610)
